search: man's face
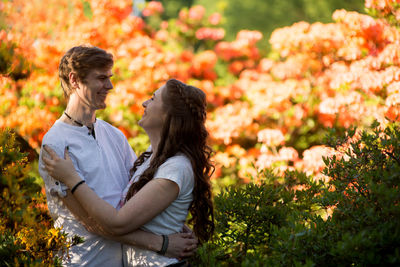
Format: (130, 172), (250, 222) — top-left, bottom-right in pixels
(75, 68), (113, 110)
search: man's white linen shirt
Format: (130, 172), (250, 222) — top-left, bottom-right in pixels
(39, 119), (136, 267)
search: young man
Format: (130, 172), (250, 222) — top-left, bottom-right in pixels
(39, 46), (196, 266)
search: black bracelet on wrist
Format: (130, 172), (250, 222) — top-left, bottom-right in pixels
(157, 234), (169, 255)
(71, 180), (85, 194)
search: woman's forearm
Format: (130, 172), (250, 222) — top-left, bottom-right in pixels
(71, 178), (178, 235)
(61, 193), (163, 252)
(66, 174), (124, 233)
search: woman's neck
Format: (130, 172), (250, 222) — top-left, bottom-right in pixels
(147, 131), (161, 155)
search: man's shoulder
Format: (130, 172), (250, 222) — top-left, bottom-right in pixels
(96, 118), (115, 129)
(42, 120), (68, 143)
(96, 118), (126, 139)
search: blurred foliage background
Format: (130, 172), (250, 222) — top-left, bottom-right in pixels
(157, 0), (365, 48)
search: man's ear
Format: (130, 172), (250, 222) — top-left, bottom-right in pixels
(68, 72), (79, 89)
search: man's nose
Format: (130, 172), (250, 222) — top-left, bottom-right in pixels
(105, 79), (113, 90)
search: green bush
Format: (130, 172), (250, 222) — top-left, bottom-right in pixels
(193, 121), (400, 266)
(0, 129), (69, 266)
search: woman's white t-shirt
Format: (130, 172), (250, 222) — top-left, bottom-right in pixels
(119, 151), (194, 267)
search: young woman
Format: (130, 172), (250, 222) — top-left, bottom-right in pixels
(43, 79), (215, 266)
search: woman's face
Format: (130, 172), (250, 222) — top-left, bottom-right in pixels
(138, 84), (167, 132)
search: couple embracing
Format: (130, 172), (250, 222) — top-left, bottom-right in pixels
(39, 45), (214, 266)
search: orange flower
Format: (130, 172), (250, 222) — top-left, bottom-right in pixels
(228, 61), (244, 75)
(180, 50), (194, 62)
(190, 50), (218, 79)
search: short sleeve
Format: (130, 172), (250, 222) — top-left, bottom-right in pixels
(153, 155), (194, 194)
(39, 143), (70, 197)
(39, 143), (84, 198)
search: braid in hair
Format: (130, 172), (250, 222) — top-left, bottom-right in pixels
(178, 84), (207, 121)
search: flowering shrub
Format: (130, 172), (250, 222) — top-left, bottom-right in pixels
(1, 0), (399, 183)
(365, 0), (400, 26)
(193, 121), (400, 266)
(0, 129), (73, 266)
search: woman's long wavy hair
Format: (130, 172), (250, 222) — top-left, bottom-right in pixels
(125, 79), (215, 242)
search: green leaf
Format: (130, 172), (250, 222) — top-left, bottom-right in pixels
(80, 0), (93, 20)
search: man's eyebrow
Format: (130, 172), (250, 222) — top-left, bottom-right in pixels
(97, 73), (113, 77)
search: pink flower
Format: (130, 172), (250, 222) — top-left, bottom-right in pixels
(258, 58), (274, 73)
(155, 29), (168, 42)
(179, 9), (188, 20)
(256, 153), (275, 170)
(302, 145), (335, 174)
(188, 5), (205, 21)
(206, 102), (253, 144)
(208, 12), (221, 25)
(257, 128), (285, 147)
(196, 27), (225, 40)
(278, 147), (299, 162)
(385, 92), (400, 106)
(142, 1), (164, 17)
(237, 30), (263, 45)
(161, 21), (168, 29)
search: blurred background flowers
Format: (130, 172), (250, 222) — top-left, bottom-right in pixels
(2, 0), (399, 188)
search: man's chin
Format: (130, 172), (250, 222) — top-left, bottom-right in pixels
(96, 103), (107, 110)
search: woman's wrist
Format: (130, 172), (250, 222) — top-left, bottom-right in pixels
(71, 180), (85, 194)
(65, 173), (83, 189)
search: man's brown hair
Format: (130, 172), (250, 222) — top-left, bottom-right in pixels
(58, 45), (113, 98)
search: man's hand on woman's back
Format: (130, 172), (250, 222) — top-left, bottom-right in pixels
(167, 232), (198, 259)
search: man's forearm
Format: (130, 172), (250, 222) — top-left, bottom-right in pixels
(62, 196), (163, 254)
(110, 230), (162, 252)
(61, 192), (162, 252)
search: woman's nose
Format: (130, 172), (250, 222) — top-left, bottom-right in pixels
(142, 100), (149, 107)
